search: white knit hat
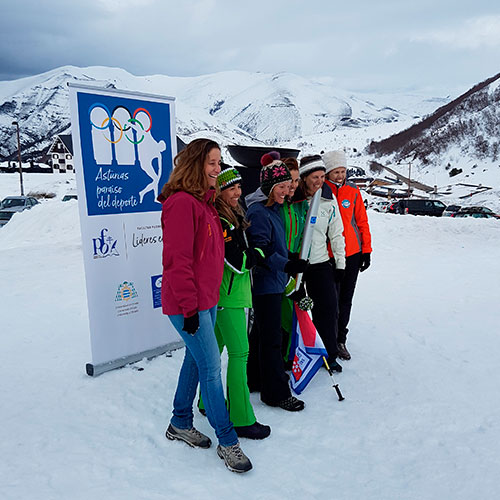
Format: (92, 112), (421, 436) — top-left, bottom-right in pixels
(322, 150), (347, 174)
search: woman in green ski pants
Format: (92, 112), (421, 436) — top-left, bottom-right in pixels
(200, 165), (271, 440)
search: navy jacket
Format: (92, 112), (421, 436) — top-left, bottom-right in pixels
(245, 188), (289, 295)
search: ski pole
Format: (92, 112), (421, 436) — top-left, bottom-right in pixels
(323, 356), (345, 401)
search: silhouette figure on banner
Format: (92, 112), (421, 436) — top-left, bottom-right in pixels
(127, 109), (166, 204)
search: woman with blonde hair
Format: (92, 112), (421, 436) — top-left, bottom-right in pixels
(159, 138), (252, 473)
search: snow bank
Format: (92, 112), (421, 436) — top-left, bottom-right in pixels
(1, 179), (499, 500)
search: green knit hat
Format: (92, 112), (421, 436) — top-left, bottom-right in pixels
(217, 165), (242, 191)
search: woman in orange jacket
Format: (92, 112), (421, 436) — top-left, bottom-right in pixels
(323, 150), (372, 361)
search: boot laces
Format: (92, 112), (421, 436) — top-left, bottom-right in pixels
(228, 443), (244, 459)
(189, 427), (204, 439)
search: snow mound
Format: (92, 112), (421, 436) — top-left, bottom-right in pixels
(0, 199), (81, 250)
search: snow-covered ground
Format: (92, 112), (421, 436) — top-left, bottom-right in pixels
(1, 174), (499, 499)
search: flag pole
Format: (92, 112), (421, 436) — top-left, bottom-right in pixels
(322, 356), (345, 401)
(294, 189), (322, 291)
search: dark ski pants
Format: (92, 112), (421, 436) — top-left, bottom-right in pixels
(247, 293), (292, 406)
(337, 252), (361, 344)
(304, 261), (339, 360)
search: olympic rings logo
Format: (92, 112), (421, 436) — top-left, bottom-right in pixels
(89, 104), (152, 145)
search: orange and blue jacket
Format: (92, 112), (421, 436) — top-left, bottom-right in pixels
(325, 179), (372, 258)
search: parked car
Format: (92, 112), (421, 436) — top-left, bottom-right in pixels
(454, 206), (500, 219)
(443, 204), (461, 217)
(62, 193), (78, 202)
(454, 212), (497, 219)
(372, 200), (391, 213)
(387, 199), (446, 217)
(0, 195), (39, 227)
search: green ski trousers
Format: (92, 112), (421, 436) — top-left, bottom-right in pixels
(200, 307), (256, 427)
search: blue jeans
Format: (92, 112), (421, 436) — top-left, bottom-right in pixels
(169, 307), (238, 447)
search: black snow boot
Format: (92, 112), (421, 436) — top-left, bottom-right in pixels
(277, 396), (305, 412)
(337, 343), (351, 360)
(234, 421), (271, 440)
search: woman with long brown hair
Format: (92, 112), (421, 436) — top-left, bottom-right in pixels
(159, 138), (252, 473)
(198, 165), (271, 440)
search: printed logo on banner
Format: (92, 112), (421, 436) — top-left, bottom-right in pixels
(151, 275), (162, 309)
(342, 199), (351, 208)
(92, 228), (119, 259)
(115, 281), (139, 317)
(77, 93), (174, 216)
(132, 224), (163, 249)
(115, 281), (138, 301)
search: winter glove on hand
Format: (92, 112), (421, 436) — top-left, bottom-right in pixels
(328, 257), (336, 269)
(288, 251), (300, 261)
(288, 283), (306, 303)
(183, 312), (199, 335)
(245, 247), (266, 269)
(334, 268), (345, 283)
(359, 253), (371, 272)
(289, 284), (314, 311)
(284, 258), (308, 275)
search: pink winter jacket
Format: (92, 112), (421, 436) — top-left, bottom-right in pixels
(161, 189), (224, 317)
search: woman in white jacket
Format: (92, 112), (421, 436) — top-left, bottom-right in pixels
(291, 155), (346, 372)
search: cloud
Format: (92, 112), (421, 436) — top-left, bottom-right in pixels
(412, 15), (500, 49)
(0, 0), (499, 94)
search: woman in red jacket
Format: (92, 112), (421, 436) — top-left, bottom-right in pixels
(159, 138), (252, 474)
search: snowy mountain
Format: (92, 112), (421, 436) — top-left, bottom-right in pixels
(366, 72), (500, 191)
(0, 65), (449, 161)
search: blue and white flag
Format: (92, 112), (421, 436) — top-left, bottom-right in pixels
(289, 303), (328, 394)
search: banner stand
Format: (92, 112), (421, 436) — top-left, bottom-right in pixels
(86, 340), (184, 377)
(69, 83), (181, 376)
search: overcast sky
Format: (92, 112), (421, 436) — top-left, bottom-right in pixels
(1, 0), (499, 95)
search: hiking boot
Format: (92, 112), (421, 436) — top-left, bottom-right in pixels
(234, 421), (271, 440)
(217, 442), (253, 473)
(277, 396), (305, 412)
(337, 343), (351, 360)
(165, 423), (211, 449)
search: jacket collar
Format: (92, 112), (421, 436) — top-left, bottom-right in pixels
(204, 187), (217, 204)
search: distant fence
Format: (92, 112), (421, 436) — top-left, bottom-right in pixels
(0, 162), (53, 174)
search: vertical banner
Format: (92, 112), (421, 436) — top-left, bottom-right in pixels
(68, 83), (182, 376)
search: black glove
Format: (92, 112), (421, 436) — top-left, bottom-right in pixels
(284, 258), (308, 275)
(334, 268), (345, 283)
(288, 284), (314, 311)
(288, 251), (300, 260)
(183, 312), (199, 335)
(359, 253), (371, 272)
(245, 247), (266, 269)
(288, 283), (306, 303)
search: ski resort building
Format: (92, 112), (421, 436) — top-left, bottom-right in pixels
(48, 134), (73, 173)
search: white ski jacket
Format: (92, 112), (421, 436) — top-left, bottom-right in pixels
(297, 184), (346, 269)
